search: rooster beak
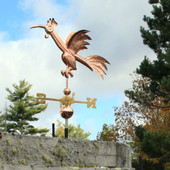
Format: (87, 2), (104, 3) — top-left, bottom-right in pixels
(30, 24), (45, 29)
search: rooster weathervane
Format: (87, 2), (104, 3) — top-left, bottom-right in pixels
(30, 18), (110, 138)
(30, 18), (110, 79)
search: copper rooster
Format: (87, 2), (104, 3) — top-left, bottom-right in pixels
(30, 18), (110, 79)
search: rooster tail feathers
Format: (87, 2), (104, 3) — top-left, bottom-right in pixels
(86, 55), (110, 65)
(86, 55), (110, 79)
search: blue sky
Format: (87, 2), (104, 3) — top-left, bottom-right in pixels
(0, 0), (30, 40)
(0, 0), (155, 139)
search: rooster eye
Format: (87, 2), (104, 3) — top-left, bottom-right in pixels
(46, 26), (53, 33)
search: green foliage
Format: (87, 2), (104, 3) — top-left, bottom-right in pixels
(0, 80), (49, 135)
(135, 126), (146, 141)
(93, 141), (99, 148)
(52, 144), (67, 161)
(97, 123), (118, 141)
(133, 158), (165, 170)
(142, 131), (170, 158)
(42, 154), (53, 164)
(6, 137), (11, 145)
(0, 111), (5, 131)
(125, 0), (170, 108)
(135, 126), (170, 169)
(68, 124), (91, 140)
(18, 159), (26, 165)
(55, 120), (91, 140)
(12, 147), (19, 155)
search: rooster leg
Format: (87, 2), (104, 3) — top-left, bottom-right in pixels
(61, 66), (74, 78)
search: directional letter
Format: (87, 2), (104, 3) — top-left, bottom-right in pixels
(36, 93), (46, 104)
(86, 98), (97, 108)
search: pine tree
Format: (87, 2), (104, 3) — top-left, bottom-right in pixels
(125, 0), (170, 108)
(0, 80), (49, 135)
(135, 126), (170, 169)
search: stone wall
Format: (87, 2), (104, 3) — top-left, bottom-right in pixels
(0, 134), (134, 170)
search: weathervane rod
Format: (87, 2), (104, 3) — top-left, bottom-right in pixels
(65, 119), (68, 138)
(65, 77), (69, 138)
(66, 77), (68, 89)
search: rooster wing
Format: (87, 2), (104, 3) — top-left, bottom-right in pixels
(66, 30), (110, 79)
(66, 30), (91, 54)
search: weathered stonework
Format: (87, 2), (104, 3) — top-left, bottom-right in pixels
(0, 134), (134, 170)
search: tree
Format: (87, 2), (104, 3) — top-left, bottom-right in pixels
(97, 123), (119, 142)
(55, 120), (91, 140)
(135, 126), (170, 169)
(0, 111), (3, 125)
(0, 80), (49, 135)
(115, 1), (170, 168)
(114, 73), (169, 140)
(125, 0), (170, 108)
(114, 73), (170, 168)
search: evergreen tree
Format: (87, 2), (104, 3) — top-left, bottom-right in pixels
(0, 111), (5, 129)
(0, 80), (49, 135)
(125, 0), (170, 108)
(135, 126), (170, 169)
(0, 111), (4, 131)
(0, 111), (2, 124)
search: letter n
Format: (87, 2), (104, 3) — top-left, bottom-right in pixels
(86, 98), (97, 108)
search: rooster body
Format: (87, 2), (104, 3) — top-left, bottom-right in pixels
(30, 18), (110, 79)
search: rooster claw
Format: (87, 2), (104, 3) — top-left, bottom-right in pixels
(61, 69), (73, 78)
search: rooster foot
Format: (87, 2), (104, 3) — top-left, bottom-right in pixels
(61, 69), (74, 78)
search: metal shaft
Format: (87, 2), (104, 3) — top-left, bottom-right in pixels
(52, 123), (55, 137)
(65, 119), (68, 138)
(66, 77), (68, 88)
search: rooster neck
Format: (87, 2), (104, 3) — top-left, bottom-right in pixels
(50, 30), (69, 53)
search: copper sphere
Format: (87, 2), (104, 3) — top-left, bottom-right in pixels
(64, 88), (71, 95)
(60, 106), (73, 119)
